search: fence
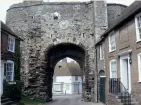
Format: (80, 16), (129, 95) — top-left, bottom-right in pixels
(109, 78), (131, 105)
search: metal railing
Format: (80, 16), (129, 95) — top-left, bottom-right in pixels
(109, 78), (131, 105)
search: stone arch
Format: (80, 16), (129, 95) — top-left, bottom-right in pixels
(98, 70), (106, 77)
(38, 42), (92, 101)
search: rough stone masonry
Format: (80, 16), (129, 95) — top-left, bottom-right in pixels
(6, 0), (108, 102)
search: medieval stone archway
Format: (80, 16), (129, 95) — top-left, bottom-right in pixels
(38, 43), (91, 101)
(5, 1), (109, 102)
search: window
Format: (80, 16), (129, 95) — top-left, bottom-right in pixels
(65, 84), (70, 90)
(110, 60), (117, 78)
(75, 76), (78, 81)
(8, 35), (15, 52)
(135, 13), (141, 42)
(138, 53), (141, 82)
(100, 44), (104, 60)
(109, 31), (116, 52)
(4, 61), (14, 81)
(53, 84), (62, 92)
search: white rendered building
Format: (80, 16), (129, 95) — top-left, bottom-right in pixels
(52, 59), (82, 94)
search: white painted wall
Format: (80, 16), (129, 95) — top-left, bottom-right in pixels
(53, 76), (82, 94)
(53, 76), (72, 94)
(71, 76), (82, 94)
(55, 76), (72, 83)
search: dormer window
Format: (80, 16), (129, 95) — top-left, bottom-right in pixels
(8, 35), (15, 52)
(75, 76), (78, 81)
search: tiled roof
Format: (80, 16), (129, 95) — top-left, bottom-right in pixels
(54, 61), (82, 76)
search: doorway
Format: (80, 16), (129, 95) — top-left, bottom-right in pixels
(99, 70), (106, 103)
(120, 54), (131, 93)
(74, 83), (79, 94)
(100, 77), (106, 103)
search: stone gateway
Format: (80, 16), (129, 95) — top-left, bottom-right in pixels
(5, 0), (123, 102)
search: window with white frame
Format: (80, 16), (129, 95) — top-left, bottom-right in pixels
(4, 61), (14, 81)
(135, 13), (141, 42)
(75, 76), (78, 81)
(109, 31), (116, 52)
(100, 44), (104, 60)
(110, 60), (117, 78)
(8, 35), (15, 52)
(53, 84), (62, 92)
(138, 53), (141, 82)
(66, 84), (70, 90)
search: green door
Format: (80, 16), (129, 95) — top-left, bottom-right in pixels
(100, 77), (106, 103)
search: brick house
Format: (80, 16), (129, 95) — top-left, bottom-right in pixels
(1, 21), (22, 104)
(95, 1), (141, 105)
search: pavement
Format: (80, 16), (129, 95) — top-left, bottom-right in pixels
(45, 94), (104, 105)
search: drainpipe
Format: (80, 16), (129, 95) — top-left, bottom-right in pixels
(95, 47), (98, 103)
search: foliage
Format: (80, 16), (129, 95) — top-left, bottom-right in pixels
(20, 96), (44, 105)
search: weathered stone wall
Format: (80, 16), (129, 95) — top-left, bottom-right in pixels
(94, 1), (108, 42)
(6, 1), (108, 102)
(107, 3), (127, 27)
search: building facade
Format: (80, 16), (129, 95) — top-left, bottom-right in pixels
(96, 1), (141, 105)
(5, 0), (128, 102)
(1, 21), (22, 103)
(53, 60), (82, 94)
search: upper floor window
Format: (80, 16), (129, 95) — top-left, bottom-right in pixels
(75, 76), (78, 81)
(100, 44), (104, 60)
(138, 53), (141, 82)
(110, 60), (117, 78)
(135, 13), (141, 42)
(8, 35), (15, 52)
(109, 31), (116, 52)
(4, 61), (14, 81)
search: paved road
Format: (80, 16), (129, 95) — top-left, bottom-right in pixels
(46, 95), (103, 105)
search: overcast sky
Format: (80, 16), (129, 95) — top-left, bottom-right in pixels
(0, 0), (135, 23)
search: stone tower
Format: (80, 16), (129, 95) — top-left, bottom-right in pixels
(6, 0), (108, 102)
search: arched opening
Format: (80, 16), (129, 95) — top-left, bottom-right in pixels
(39, 43), (88, 101)
(52, 57), (82, 95)
(99, 70), (106, 77)
(98, 70), (106, 103)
